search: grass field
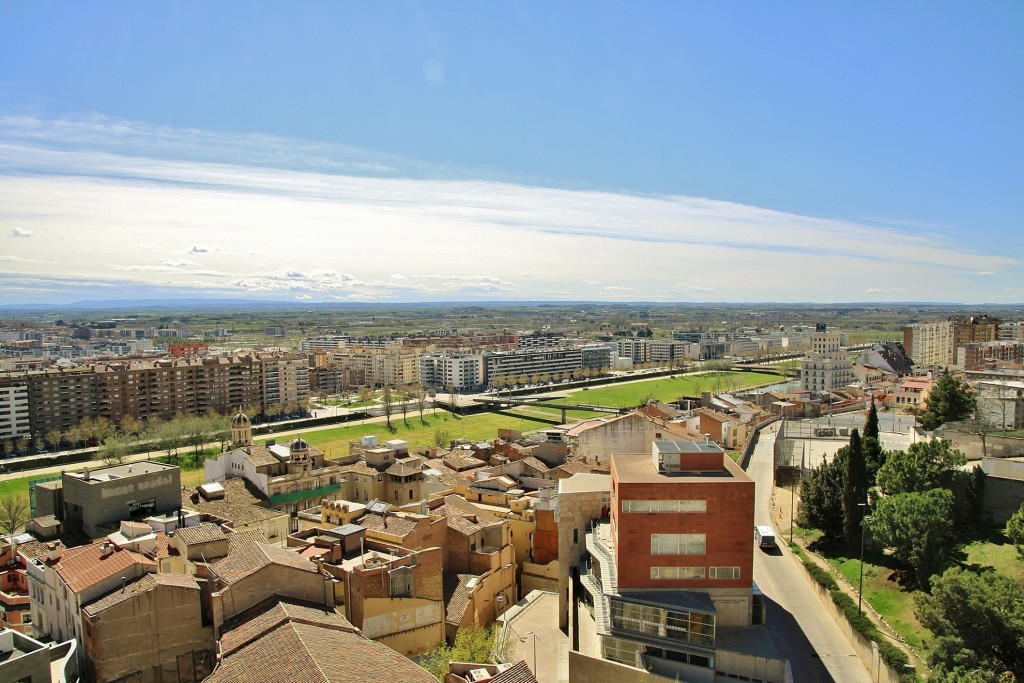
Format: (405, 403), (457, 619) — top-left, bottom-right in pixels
(827, 551), (930, 649)
(819, 529), (1024, 654)
(274, 410), (551, 458)
(545, 371), (781, 409)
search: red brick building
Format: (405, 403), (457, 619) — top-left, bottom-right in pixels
(610, 440), (754, 596)
(575, 440), (781, 681)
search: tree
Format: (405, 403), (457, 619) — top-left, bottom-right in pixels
(915, 567), (1024, 679)
(99, 435), (131, 466)
(381, 385), (394, 430)
(358, 386), (375, 404)
(875, 439), (966, 495)
(410, 383), (428, 424)
(868, 488), (955, 588)
(418, 624), (505, 681)
(45, 428), (63, 451)
(798, 449), (847, 542)
(919, 371), (975, 430)
(156, 419), (185, 463)
(1005, 501), (1024, 556)
(433, 429), (451, 449)
(398, 384), (410, 426)
(842, 429), (868, 545)
(0, 495), (29, 545)
(864, 399), (880, 440)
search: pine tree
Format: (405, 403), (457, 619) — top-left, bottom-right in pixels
(919, 371), (975, 430)
(799, 448), (847, 542)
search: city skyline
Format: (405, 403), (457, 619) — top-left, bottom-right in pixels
(1, 3), (1022, 305)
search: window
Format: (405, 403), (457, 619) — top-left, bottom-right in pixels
(710, 566), (740, 579)
(650, 566), (705, 580)
(623, 499), (707, 513)
(651, 533), (706, 555)
(573, 528), (579, 544)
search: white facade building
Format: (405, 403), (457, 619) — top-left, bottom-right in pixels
(0, 385), (29, 439)
(800, 328), (854, 393)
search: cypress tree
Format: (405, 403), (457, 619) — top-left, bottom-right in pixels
(843, 428), (868, 545)
(865, 399), (880, 440)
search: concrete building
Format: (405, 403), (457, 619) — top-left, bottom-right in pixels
(958, 341), (1024, 370)
(0, 366), (98, 438)
(976, 380), (1024, 430)
(800, 326), (854, 393)
(905, 315), (1002, 368)
(483, 345), (613, 386)
(0, 628), (78, 683)
(0, 384), (29, 440)
(420, 353), (485, 392)
(34, 461), (182, 538)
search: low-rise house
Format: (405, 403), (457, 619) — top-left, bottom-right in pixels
(182, 477), (290, 545)
(207, 599), (437, 683)
(81, 573), (215, 683)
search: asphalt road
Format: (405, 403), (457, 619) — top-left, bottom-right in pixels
(748, 424), (873, 683)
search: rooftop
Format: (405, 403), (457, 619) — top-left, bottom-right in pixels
(83, 572), (199, 616)
(67, 460), (176, 482)
(212, 544), (318, 585)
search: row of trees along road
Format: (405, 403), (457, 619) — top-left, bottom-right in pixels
(798, 399), (1024, 680)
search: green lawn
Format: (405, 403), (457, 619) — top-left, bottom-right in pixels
(274, 410), (550, 457)
(961, 533), (1024, 584)
(547, 371), (781, 410)
(825, 551), (930, 649)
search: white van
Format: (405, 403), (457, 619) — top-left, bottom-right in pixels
(754, 525), (777, 550)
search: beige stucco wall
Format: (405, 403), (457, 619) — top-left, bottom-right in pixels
(361, 596), (444, 656)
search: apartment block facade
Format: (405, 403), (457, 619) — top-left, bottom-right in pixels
(0, 353), (309, 433)
(799, 327), (854, 392)
(419, 353), (485, 392)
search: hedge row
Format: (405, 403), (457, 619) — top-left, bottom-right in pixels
(789, 543), (913, 679)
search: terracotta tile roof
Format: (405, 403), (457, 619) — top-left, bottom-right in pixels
(176, 523), (227, 546)
(227, 528), (266, 554)
(211, 618), (436, 682)
(182, 478), (284, 527)
(436, 495), (502, 536)
(212, 544), (317, 585)
(519, 456), (549, 473)
(83, 572), (199, 616)
(337, 460), (379, 475)
(491, 661), (539, 683)
(445, 573), (476, 625)
(220, 600), (356, 656)
(53, 542), (154, 594)
(554, 459), (597, 476)
(385, 455), (425, 477)
(358, 513), (418, 539)
(242, 445), (281, 468)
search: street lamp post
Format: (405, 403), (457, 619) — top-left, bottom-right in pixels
(858, 503), (872, 615)
(524, 631), (538, 674)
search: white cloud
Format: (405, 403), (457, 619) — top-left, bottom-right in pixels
(0, 114), (1019, 304)
(10, 227), (33, 238)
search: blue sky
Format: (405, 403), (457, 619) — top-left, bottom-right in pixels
(1, 2), (1021, 304)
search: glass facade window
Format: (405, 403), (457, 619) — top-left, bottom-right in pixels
(603, 636), (641, 666)
(622, 499), (707, 513)
(650, 566), (705, 580)
(709, 566), (741, 579)
(651, 533), (706, 555)
(610, 599), (715, 647)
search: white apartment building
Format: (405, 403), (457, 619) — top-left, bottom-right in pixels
(419, 353), (485, 392)
(484, 345), (613, 385)
(800, 327), (854, 392)
(0, 385), (29, 439)
(904, 321), (954, 367)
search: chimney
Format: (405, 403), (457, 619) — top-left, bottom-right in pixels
(100, 542), (114, 558)
(83, 467), (90, 481)
(46, 541), (63, 562)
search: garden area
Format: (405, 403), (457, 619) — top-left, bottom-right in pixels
(793, 381), (1024, 682)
